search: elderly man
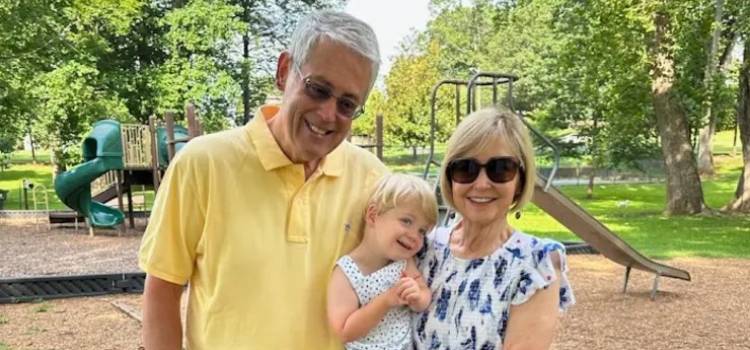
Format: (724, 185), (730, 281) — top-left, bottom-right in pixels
(139, 11), (386, 349)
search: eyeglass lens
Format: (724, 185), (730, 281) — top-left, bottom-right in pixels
(303, 78), (361, 118)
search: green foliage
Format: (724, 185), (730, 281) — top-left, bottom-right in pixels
(0, 0), (341, 168)
(353, 89), (385, 136)
(384, 42), (443, 147)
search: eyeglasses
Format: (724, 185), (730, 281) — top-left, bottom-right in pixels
(446, 157), (522, 184)
(299, 75), (365, 119)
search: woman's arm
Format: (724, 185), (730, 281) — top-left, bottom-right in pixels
(400, 257), (431, 312)
(327, 266), (403, 343)
(502, 253), (563, 350)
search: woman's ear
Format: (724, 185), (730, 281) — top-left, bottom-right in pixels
(365, 204), (379, 225)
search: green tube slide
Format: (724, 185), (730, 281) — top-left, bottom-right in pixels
(54, 120), (125, 228)
(54, 119), (191, 228)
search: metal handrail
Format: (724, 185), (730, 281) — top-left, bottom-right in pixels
(423, 79), (501, 179)
(465, 71), (560, 191)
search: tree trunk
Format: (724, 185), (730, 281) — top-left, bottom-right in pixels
(649, 9), (705, 215)
(242, 30), (252, 125)
(697, 0), (725, 175)
(587, 114), (600, 199)
(726, 41), (750, 211)
(587, 170), (595, 199)
(29, 132), (36, 164)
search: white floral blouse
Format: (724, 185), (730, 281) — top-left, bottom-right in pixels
(412, 225), (575, 350)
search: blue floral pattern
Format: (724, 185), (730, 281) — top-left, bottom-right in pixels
(412, 226), (574, 350)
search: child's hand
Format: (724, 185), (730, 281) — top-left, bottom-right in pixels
(383, 283), (407, 308)
(397, 273), (423, 307)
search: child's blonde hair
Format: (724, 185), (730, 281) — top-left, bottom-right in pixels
(368, 173), (438, 227)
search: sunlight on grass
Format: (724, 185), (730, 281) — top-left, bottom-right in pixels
(390, 150), (749, 259)
(2, 141), (748, 259)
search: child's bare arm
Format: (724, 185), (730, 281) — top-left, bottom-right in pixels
(399, 257), (431, 312)
(327, 266), (403, 343)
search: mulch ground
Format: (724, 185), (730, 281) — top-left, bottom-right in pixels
(1, 218), (748, 350)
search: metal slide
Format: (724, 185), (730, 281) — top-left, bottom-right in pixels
(425, 72), (690, 299)
(532, 176), (690, 299)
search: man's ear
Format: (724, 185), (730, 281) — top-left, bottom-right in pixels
(365, 204), (379, 225)
(276, 51), (292, 91)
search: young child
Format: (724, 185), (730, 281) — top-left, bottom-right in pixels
(327, 173), (438, 350)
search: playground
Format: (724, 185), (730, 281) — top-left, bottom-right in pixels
(0, 74), (748, 349)
(0, 215), (748, 349)
(2, 1), (750, 348)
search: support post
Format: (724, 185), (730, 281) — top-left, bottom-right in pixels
(165, 112), (176, 162)
(126, 172), (134, 229)
(375, 114), (383, 161)
(650, 272), (661, 301)
(115, 171), (125, 236)
(623, 265), (632, 293)
(186, 103), (198, 138)
(148, 116), (161, 192)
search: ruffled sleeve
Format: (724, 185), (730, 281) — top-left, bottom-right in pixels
(510, 239), (575, 312)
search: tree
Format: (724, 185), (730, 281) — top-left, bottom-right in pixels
(649, 2), (705, 214)
(230, 0), (343, 125)
(725, 1), (750, 212)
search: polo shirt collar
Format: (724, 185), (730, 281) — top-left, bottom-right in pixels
(247, 104), (344, 177)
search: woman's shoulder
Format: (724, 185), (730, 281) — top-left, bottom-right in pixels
(416, 226), (451, 263)
(426, 226), (452, 245)
(505, 230), (567, 265)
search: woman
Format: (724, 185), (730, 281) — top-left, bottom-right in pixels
(413, 107), (574, 350)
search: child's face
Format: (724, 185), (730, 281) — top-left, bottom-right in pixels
(369, 198), (432, 261)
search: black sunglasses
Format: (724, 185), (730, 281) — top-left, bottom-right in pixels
(446, 157), (522, 184)
(302, 77), (364, 119)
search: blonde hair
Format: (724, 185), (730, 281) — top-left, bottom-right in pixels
(439, 107), (536, 213)
(368, 173), (438, 227)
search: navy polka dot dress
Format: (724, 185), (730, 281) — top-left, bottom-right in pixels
(337, 255), (412, 350)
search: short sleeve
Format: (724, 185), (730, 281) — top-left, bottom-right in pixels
(511, 240), (575, 312)
(138, 145), (207, 285)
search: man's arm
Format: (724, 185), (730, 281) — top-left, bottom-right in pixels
(142, 275), (184, 350)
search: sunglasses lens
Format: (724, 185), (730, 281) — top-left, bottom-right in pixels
(448, 159), (480, 184)
(487, 158), (519, 183)
(448, 157), (520, 184)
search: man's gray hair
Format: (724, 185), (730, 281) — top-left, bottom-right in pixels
(289, 11), (381, 91)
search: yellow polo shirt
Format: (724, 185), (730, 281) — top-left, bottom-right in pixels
(138, 105), (387, 349)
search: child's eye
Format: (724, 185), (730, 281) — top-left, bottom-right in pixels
(400, 218), (412, 225)
(418, 227), (428, 235)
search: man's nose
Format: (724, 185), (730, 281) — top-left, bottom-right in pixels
(319, 97), (338, 122)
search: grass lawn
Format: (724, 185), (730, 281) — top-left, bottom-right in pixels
(0, 163), (64, 210)
(713, 129), (741, 155)
(511, 154), (748, 259)
(0, 151), (156, 211)
(2, 140), (748, 259)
